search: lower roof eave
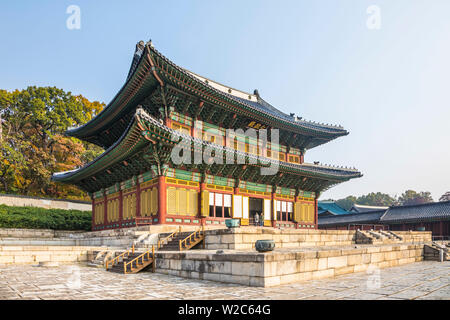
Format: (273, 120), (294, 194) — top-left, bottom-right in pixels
(52, 109), (363, 193)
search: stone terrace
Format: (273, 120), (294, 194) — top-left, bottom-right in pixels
(0, 261), (448, 300)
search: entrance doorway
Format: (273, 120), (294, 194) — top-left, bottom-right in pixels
(249, 198), (263, 226)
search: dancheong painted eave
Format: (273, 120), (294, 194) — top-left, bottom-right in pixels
(66, 40), (349, 150)
(53, 108), (362, 194)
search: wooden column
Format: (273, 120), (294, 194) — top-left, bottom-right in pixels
(294, 195), (299, 229)
(136, 180), (141, 219)
(314, 198), (318, 229)
(118, 189), (123, 228)
(158, 176), (167, 224)
(199, 182), (207, 226)
(271, 190), (277, 228)
(103, 190), (108, 229)
(91, 197), (95, 231)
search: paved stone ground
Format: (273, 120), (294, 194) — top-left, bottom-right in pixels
(0, 261), (448, 300)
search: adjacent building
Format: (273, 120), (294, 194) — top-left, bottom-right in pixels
(319, 201), (450, 237)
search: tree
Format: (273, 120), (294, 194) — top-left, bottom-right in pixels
(356, 192), (396, 207)
(439, 192), (450, 202)
(335, 196), (357, 211)
(398, 190), (433, 206)
(0, 87), (104, 199)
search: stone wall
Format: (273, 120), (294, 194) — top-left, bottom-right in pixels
(204, 228), (357, 250)
(155, 244), (425, 287)
(204, 228), (432, 250)
(0, 194), (91, 211)
(0, 245), (109, 265)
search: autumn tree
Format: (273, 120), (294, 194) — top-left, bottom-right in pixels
(0, 87), (104, 199)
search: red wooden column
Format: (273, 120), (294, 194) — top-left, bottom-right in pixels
(294, 195), (299, 229)
(103, 189), (108, 229)
(118, 189), (123, 228)
(314, 198), (318, 229)
(158, 176), (167, 225)
(232, 185), (239, 224)
(91, 197), (95, 231)
(136, 180), (141, 220)
(199, 182), (207, 226)
(271, 190), (277, 228)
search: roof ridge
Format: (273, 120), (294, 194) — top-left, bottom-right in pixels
(390, 200), (450, 209)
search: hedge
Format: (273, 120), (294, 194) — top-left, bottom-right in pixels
(0, 204), (91, 231)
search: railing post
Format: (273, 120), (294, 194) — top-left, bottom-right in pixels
(123, 262), (126, 274)
(132, 244), (135, 254)
(179, 239), (182, 251)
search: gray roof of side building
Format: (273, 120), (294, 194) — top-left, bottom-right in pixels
(318, 210), (386, 227)
(380, 200), (450, 224)
(349, 204), (389, 213)
(319, 200), (450, 227)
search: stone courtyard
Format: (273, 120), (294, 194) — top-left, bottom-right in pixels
(0, 261), (448, 300)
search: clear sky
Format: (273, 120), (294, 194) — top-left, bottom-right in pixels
(1, 1), (449, 201)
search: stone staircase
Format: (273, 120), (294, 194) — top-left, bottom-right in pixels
(385, 230), (403, 241)
(98, 227), (205, 274)
(158, 232), (199, 251)
(356, 230), (403, 245)
(87, 250), (109, 268)
(424, 242), (450, 261)
(105, 246), (155, 274)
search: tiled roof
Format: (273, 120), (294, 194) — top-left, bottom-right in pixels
(318, 201), (350, 215)
(53, 108), (362, 192)
(380, 201), (450, 223)
(318, 210), (385, 226)
(318, 201), (450, 227)
(350, 204), (389, 213)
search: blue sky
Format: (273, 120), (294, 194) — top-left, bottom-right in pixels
(1, 1), (449, 201)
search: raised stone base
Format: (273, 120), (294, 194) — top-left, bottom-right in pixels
(203, 228), (431, 250)
(0, 245), (117, 265)
(155, 244), (426, 287)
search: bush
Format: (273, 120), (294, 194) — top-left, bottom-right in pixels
(0, 205), (91, 231)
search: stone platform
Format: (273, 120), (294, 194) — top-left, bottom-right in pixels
(1, 261), (448, 300)
(155, 243), (426, 287)
(0, 226), (434, 287)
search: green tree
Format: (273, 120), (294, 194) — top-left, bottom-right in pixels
(0, 87), (104, 199)
(398, 190), (433, 206)
(333, 192), (396, 210)
(335, 196), (357, 210)
(356, 192), (396, 207)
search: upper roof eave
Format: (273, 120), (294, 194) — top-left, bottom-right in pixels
(65, 41), (349, 148)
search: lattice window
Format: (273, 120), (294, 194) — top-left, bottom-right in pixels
(188, 189), (198, 216)
(167, 187), (177, 215)
(151, 187), (158, 215)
